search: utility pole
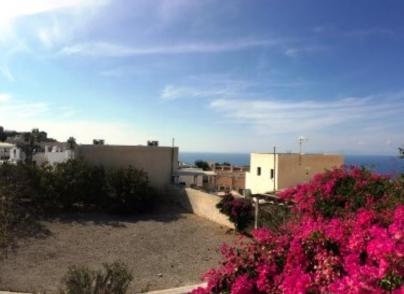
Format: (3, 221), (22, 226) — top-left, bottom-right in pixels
(170, 138), (175, 183)
(273, 145), (276, 192)
(298, 136), (306, 155)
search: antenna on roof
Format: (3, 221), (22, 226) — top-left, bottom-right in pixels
(298, 136), (308, 155)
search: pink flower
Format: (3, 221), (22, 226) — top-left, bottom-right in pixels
(230, 274), (255, 294)
(252, 228), (274, 244)
(199, 167), (404, 294)
(189, 287), (208, 294)
(281, 268), (312, 294)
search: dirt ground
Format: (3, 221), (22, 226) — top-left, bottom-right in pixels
(0, 207), (236, 293)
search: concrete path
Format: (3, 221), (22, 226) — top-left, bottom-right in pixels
(0, 282), (206, 294)
(142, 282), (206, 294)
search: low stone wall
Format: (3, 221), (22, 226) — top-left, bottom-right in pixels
(167, 186), (234, 229)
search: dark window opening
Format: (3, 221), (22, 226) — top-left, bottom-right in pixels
(257, 167), (261, 176)
(270, 169), (274, 179)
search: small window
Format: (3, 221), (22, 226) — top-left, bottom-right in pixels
(270, 169), (274, 179)
(257, 167), (261, 176)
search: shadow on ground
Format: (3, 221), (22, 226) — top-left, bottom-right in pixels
(42, 203), (187, 228)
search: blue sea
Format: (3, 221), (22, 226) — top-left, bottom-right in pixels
(179, 152), (404, 176)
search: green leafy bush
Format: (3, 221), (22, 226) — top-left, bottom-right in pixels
(60, 261), (133, 294)
(0, 160), (154, 256)
(0, 163), (43, 257)
(52, 160), (107, 211)
(104, 166), (153, 213)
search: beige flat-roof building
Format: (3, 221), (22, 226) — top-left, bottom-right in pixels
(245, 153), (344, 194)
(77, 144), (178, 191)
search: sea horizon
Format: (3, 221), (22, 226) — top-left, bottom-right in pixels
(179, 152), (404, 175)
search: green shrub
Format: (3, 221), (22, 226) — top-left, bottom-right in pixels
(0, 160), (153, 215)
(104, 166), (153, 213)
(60, 261), (133, 294)
(0, 160), (154, 255)
(258, 203), (290, 232)
(0, 163), (42, 256)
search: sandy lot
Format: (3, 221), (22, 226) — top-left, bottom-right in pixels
(0, 208), (236, 293)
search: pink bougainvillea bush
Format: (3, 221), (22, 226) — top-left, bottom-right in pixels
(216, 194), (253, 231)
(192, 167), (404, 293)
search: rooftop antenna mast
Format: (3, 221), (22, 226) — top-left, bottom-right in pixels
(298, 136), (308, 155)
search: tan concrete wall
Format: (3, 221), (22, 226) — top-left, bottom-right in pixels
(278, 154), (344, 189)
(77, 145), (178, 191)
(167, 186), (234, 229)
(183, 188), (234, 229)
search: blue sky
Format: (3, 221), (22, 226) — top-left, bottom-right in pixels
(0, 0), (403, 155)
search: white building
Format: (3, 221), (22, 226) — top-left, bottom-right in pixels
(0, 142), (25, 164)
(174, 168), (216, 191)
(33, 143), (75, 166)
(246, 153), (344, 194)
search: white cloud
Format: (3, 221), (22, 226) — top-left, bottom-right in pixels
(0, 93), (11, 103)
(0, 65), (15, 82)
(37, 19), (63, 48)
(0, 97), (49, 118)
(0, 94), (152, 145)
(161, 84), (249, 101)
(209, 94), (404, 135)
(284, 46), (323, 58)
(0, 0), (107, 21)
(160, 76), (257, 101)
(60, 39), (282, 57)
(160, 76), (315, 101)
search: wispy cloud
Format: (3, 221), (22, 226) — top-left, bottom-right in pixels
(0, 93), (12, 103)
(284, 46), (323, 58)
(312, 25), (397, 39)
(160, 74), (314, 101)
(161, 78), (253, 101)
(0, 0), (107, 21)
(0, 65), (15, 82)
(0, 96), (49, 118)
(0, 0), (110, 82)
(60, 39), (283, 57)
(0, 92), (150, 144)
(161, 85), (227, 100)
(209, 93), (404, 135)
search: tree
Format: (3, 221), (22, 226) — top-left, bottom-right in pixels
(194, 160), (211, 171)
(215, 161), (231, 166)
(67, 137), (77, 150)
(0, 126), (5, 142)
(18, 132), (40, 164)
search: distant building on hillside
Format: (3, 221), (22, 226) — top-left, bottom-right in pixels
(33, 142), (76, 166)
(246, 153), (344, 194)
(214, 164), (249, 193)
(0, 142), (25, 164)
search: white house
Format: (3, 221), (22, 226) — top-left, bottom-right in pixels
(33, 143), (75, 166)
(245, 153), (344, 194)
(0, 142), (25, 164)
(174, 168), (216, 191)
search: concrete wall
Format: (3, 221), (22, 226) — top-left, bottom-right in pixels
(168, 186), (234, 229)
(77, 145), (178, 191)
(277, 154), (343, 189)
(245, 153), (278, 194)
